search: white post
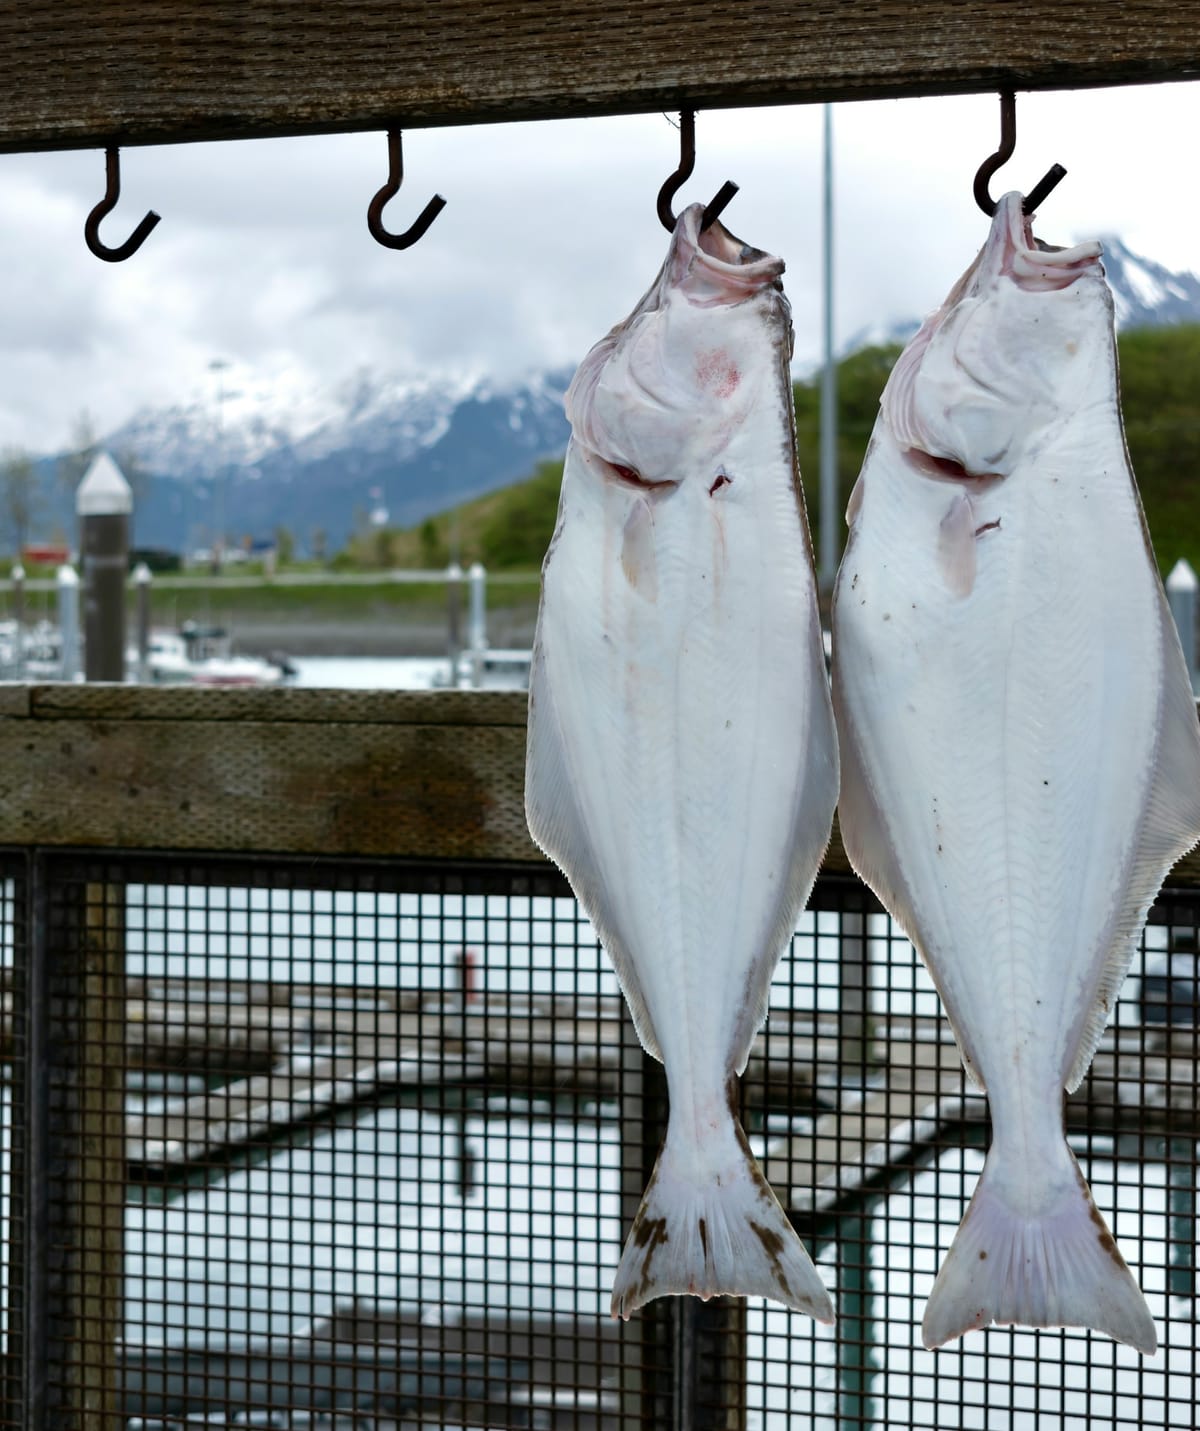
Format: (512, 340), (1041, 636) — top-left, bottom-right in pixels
(467, 561), (487, 688)
(445, 561), (463, 687)
(133, 561), (152, 682)
(57, 565), (80, 681)
(1167, 559), (1198, 694)
(10, 562), (25, 678)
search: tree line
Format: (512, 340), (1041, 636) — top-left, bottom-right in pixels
(396, 322), (1200, 578)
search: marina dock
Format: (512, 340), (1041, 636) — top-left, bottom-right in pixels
(98, 981), (1200, 1179)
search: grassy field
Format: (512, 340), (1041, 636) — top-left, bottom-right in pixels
(130, 571), (542, 622)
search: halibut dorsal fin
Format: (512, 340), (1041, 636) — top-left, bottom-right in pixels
(1066, 596), (1200, 1092)
(833, 680), (987, 1091)
(525, 666), (663, 1061)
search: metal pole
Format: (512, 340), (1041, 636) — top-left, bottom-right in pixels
(77, 454), (133, 683)
(819, 103), (839, 589)
(133, 562), (152, 682)
(445, 561), (463, 687)
(57, 564), (80, 682)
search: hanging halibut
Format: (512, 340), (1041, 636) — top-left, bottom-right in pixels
(831, 190), (1200, 1353)
(525, 204), (839, 1321)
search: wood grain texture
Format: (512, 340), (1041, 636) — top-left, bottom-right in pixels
(0, 2), (1196, 152)
(2, 686), (1197, 890)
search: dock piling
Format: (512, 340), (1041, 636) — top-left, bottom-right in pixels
(77, 454), (133, 682)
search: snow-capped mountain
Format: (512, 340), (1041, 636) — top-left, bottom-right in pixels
(840, 236), (1200, 359)
(1095, 236), (1200, 330)
(37, 236), (1200, 557)
(104, 367), (573, 553)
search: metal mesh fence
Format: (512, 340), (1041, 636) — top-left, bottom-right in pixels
(1, 851), (1197, 1429)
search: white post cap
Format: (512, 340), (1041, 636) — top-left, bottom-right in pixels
(1167, 558), (1198, 593)
(76, 452), (133, 516)
(57, 564), (79, 588)
(133, 561), (152, 585)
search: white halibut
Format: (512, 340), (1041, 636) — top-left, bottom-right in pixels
(832, 192), (1200, 1353)
(525, 205), (839, 1321)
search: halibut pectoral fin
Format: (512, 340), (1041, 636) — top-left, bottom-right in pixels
(525, 674), (663, 1060)
(936, 491), (977, 598)
(1067, 596), (1200, 1093)
(922, 1144), (1156, 1354)
(610, 1112), (833, 1324)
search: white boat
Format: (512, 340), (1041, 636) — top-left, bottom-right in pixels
(437, 646), (532, 691)
(137, 623), (295, 687)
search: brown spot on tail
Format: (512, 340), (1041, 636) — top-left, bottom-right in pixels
(748, 1218), (793, 1301)
(1084, 1170), (1131, 1268)
(726, 1075), (775, 1204)
(629, 1212), (669, 1302)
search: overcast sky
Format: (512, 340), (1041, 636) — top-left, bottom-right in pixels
(0, 80), (1195, 457)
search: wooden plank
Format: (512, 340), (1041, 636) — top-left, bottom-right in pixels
(0, 698), (537, 860)
(126, 1051), (480, 1171)
(4, 686), (1200, 887)
(24, 684), (529, 728)
(0, 3), (1196, 153)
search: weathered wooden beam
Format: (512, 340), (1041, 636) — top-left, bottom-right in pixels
(0, 3), (1197, 154)
(3, 685), (1200, 888)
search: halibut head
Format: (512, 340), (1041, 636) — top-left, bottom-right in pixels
(526, 204), (839, 1321)
(832, 191), (1200, 1354)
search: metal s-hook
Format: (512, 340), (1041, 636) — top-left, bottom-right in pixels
(367, 131), (447, 250)
(84, 148), (161, 262)
(657, 110), (739, 234)
(973, 90), (1067, 218)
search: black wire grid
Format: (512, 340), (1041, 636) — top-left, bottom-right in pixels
(0, 852), (1195, 1429)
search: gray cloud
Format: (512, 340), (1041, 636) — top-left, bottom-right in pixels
(0, 84), (1194, 455)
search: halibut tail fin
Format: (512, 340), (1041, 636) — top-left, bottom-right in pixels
(922, 1146), (1156, 1354)
(610, 1113), (834, 1324)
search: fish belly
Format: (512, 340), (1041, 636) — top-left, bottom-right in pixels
(531, 442), (832, 1092)
(834, 425), (1200, 1351)
(527, 429), (837, 1316)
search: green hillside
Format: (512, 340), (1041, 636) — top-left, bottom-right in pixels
(366, 323), (1200, 580)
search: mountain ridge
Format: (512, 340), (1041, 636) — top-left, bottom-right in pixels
(29, 234), (1200, 556)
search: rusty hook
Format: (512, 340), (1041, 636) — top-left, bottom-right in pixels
(657, 110), (739, 234)
(84, 148), (161, 263)
(367, 131), (446, 250)
(973, 90), (1067, 218)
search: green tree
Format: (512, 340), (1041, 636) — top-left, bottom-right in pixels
(418, 517), (447, 568)
(372, 526), (393, 569)
(0, 447), (38, 558)
(793, 344), (902, 556)
(479, 459), (564, 568)
(57, 410), (98, 505)
(274, 525), (295, 565)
